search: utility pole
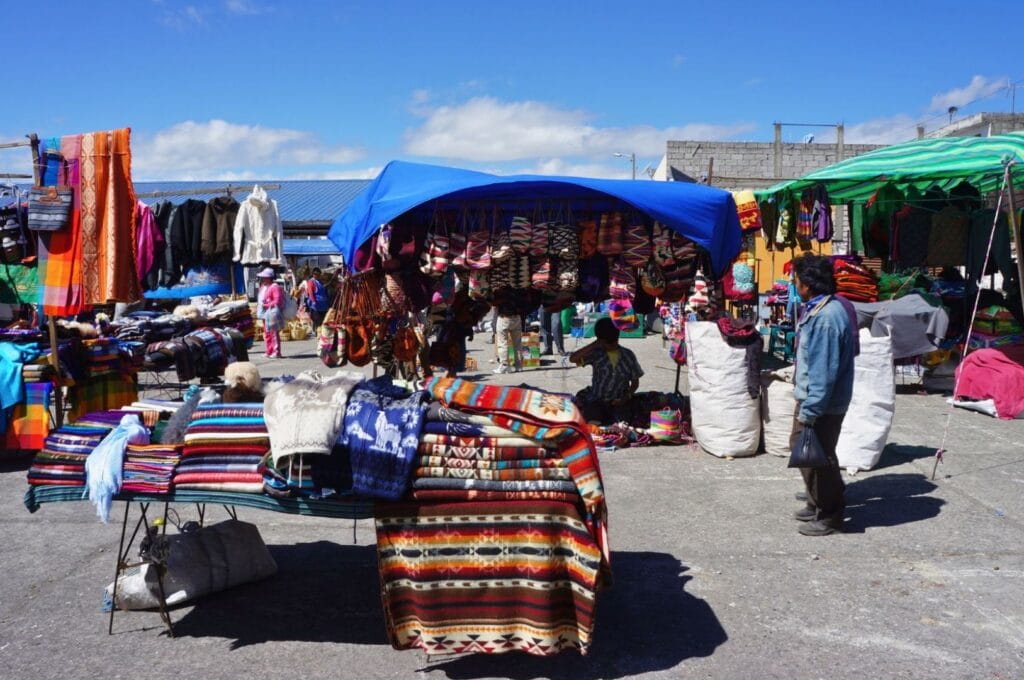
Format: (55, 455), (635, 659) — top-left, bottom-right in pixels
(773, 122), (782, 179)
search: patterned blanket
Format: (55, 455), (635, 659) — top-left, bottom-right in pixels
(413, 465), (571, 481)
(416, 455), (565, 470)
(417, 441), (553, 461)
(426, 378), (609, 569)
(411, 477), (578, 493)
(376, 500), (602, 656)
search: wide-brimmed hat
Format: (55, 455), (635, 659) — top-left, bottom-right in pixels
(257, 267), (276, 279)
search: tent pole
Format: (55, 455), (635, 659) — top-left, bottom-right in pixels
(1003, 162), (1024, 309)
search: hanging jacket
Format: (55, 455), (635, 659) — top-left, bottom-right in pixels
(151, 201), (180, 288)
(169, 199), (207, 271)
(201, 196), (240, 263)
(233, 186), (283, 265)
(135, 201), (165, 291)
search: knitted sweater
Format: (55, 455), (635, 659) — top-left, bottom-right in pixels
(263, 371), (364, 464)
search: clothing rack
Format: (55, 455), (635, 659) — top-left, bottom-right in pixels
(135, 183), (281, 200)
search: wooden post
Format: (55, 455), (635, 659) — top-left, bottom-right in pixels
(1003, 162), (1024, 311)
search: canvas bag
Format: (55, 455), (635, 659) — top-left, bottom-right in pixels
(836, 330), (895, 471)
(686, 320), (760, 457)
(760, 366), (796, 457)
(597, 211), (623, 256)
(622, 223), (652, 267)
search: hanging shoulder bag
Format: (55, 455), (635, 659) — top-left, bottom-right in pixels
(28, 184), (73, 232)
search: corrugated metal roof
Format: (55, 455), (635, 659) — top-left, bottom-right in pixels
(132, 179), (370, 223)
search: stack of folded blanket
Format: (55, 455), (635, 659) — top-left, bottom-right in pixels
(207, 300), (257, 349)
(21, 362), (55, 383)
(183, 327), (236, 377)
(27, 424), (113, 487)
(122, 444), (182, 494)
(833, 259), (879, 303)
(144, 338), (195, 381)
(173, 403), (268, 493)
(82, 338), (122, 378)
(410, 402), (580, 503)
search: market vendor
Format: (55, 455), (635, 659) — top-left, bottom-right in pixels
(570, 317), (644, 423)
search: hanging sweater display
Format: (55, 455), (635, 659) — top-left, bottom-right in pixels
(263, 370), (364, 464)
(233, 185), (283, 265)
(170, 199), (208, 272)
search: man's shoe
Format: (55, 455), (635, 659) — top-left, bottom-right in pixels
(492, 365), (512, 375)
(794, 490), (809, 502)
(798, 520), (840, 536)
(793, 506), (816, 522)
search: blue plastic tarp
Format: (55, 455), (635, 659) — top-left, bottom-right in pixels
(143, 262), (245, 299)
(282, 238), (340, 256)
(327, 161), (742, 275)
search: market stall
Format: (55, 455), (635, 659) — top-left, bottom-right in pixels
(757, 133), (1024, 470)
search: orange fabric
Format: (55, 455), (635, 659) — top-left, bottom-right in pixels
(39, 135), (85, 315)
(81, 128), (139, 304)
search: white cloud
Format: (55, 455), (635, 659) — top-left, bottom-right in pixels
(510, 159), (634, 179)
(809, 114), (920, 145)
(224, 0), (268, 15)
(929, 75), (1007, 112)
(133, 119), (364, 180)
(403, 96), (753, 162)
(158, 4), (206, 29)
(283, 167), (382, 180)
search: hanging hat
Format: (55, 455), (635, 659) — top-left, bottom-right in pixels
(257, 267), (276, 279)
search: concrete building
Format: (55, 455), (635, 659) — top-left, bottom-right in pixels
(925, 111), (1024, 138)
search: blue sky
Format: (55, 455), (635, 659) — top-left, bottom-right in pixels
(3, 0), (1022, 180)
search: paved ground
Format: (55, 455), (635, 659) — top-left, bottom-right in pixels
(1, 332), (1022, 679)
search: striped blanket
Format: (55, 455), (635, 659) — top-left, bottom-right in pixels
(376, 500), (602, 656)
(426, 378), (609, 569)
(174, 403), (268, 493)
(121, 444), (180, 494)
(417, 441), (553, 461)
(413, 465), (571, 481)
(2, 382), (52, 452)
(27, 424), (112, 486)
(415, 455), (565, 470)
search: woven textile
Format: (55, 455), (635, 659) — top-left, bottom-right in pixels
(175, 402), (268, 493)
(2, 382), (52, 451)
(68, 373), (138, 423)
(121, 444), (181, 494)
(425, 377), (608, 567)
(27, 423), (112, 487)
(37, 136), (85, 315)
(409, 489), (580, 503)
(413, 465), (571, 481)
(416, 455), (565, 470)
(376, 500), (603, 656)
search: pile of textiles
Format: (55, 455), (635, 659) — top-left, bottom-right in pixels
(877, 272), (926, 301)
(68, 375), (138, 423)
(590, 422), (655, 449)
(376, 500), (603, 657)
(969, 304), (1024, 351)
(832, 258), (879, 303)
(174, 403), (268, 493)
(111, 311), (192, 345)
(2, 382), (52, 451)
(121, 444), (181, 494)
(765, 281), (790, 306)
(413, 402), (576, 503)
(206, 300), (256, 348)
(27, 422), (113, 486)
(21, 362), (56, 382)
(144, 338), (195, 381)
(182, 326), (240, 377)
(82, 338), (122, 378)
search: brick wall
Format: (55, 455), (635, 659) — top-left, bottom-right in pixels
(665, 140), (883, 251)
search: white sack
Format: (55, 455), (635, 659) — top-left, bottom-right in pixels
(107, 520), (277, 610)
(686, 321), (761, 457)
(761, 366), (796, 457)
(836, 330), (895, 471)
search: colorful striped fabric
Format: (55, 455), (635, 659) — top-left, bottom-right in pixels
(2, 382), (52, 452)
(68, 374), (138, 423)
(376, 500), (603, 656)
(121, 444), (181, 494)
(27, 423), (112, 487)
(416, 455), (565, 470)
(174, 402), (269, 493)
(426, 378), (609, 568)
(413, 465), (571, 481)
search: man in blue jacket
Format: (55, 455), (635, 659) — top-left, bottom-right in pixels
(791, 254), (856, 536)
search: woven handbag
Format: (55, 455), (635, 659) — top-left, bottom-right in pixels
(27, 184), (73, 232)
(449, 230), (468, 269)
(510, 216), (532, 255)
(640, 261), (666, 297)
(468, 268), (491, 300)
(529, 221), (549, 257)
(672, 231), (697, 262)
(510, 253), (532, 290)
(652, 222), (675, 267)
(577, 218), (598, 258)
(549, 222), (579, 260)
(597, 211), (623, 256)
(491, 226), (512, 262)
(608, 258), (636, 299)
(465, 228), (492, 269)
(608, 297), (639, 332)
(490, 254), (512, 291)
(622, 223), (652, 267)
(530, 256), (555, 291)
(419, 220), (450, 277)
(557, 258), (579, 291)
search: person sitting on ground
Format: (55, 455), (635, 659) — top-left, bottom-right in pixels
(570, 317), (644, 423)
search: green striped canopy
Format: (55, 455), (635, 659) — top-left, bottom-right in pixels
(758, 132), (1024, 204)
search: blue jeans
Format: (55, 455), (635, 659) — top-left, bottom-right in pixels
(540, 311), (564, 354)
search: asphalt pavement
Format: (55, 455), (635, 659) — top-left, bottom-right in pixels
(1, 331), (1022, 679)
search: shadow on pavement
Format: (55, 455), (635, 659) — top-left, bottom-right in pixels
(171, 541), (388, 648)
(170, 547), (726, 676)
(843, 472), (943, 533)
(873, 443), (939, 470)
(422, 551), (726, 679)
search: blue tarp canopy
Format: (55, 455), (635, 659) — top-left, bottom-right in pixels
(327, 161), (742, 275)
(282, 238), (340, 256)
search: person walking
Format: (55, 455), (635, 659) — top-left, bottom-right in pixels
(790, 254), (856, 536)
(301, 267), (331, 330)
(257, 267), (285, 359)
(493, 292), (523, 374)
(539, 303), (567, 356)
